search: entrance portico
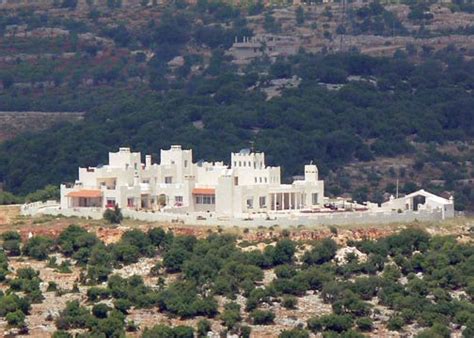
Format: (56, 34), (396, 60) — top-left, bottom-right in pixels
(269, 191), (306, 211)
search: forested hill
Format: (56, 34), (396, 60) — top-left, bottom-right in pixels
(0, 0), (473, 208)
(0, 51), (473, 202)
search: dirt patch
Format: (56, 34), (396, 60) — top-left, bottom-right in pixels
(0, 204), (21, 225)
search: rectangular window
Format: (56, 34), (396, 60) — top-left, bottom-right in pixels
(234, 177), (238, 186)
(259, 177), (262, 183)
(165, 176), (172, 184)
(312, 193), (318, 205)
(255, 177), (257, 183)
(184, 160), (188, 168)
(247, 198), (253, 209)
(127, 198), (134, 207)
(106, 198), (115, 207)
(175, 196), (183, 203)
(196, 195), (215, 204)
(265, 177), (268, 183)
(259, 196), (266, 208)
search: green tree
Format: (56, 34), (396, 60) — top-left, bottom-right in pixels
(221, 302), (241, 330)
(5, 309), (26, 328)
(271, 239), (296, 265)
(251, 310), (275, 325)
(103, 206), (123, 224)
(23, 236), (53, 260)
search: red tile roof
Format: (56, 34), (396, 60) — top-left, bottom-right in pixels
(67, 190), (102, 198)
(192, 188), (215, 195)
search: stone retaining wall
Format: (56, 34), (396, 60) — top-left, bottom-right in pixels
(24, 202), (447, 227)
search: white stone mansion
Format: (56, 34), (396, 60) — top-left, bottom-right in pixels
(60, 146), (325, 218)
(19, 145), (454, 225)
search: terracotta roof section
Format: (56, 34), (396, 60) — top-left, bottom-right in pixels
(67, 190), (102, 198)
(192, 188), (215, 195)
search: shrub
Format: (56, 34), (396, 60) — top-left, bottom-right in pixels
(92, 303), (110, 319)
(282, 295), (298, 309)
(279, 328), (309, 338)
(271, 239), (296, 265)
(103, 206), (123, 224)
(1, 231), (21, 241)
(221, 302), (241, 329)
(2, 239), (21, 256)
(87, 287), (110, 302)
(274, 264), (296, 279)
(55, 300), (93, 330)
(6, 309), (26, 327)
(173, 325), (194, 338)
(251, 310), (275, 325)
(114, 299), (131, 314)
(22, 236), (53, 260)
(308, 314), (353, 333)
(303, 238), (337, 265)
(387, 316), (405, 331)
(142, 324), (193, 338)
(418, 323), (450, 338)
(240, 325), (251, 338)
(197, 319), (211, 337)
(356, 317), (373, 331)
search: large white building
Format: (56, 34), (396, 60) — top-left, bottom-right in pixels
(60, 145), (325, 218)
(19, 144), (454, 225)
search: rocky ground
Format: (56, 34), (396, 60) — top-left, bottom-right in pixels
(0, 211), (472, 336)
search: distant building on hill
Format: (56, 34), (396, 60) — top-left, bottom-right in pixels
(227, 34), (300, 64)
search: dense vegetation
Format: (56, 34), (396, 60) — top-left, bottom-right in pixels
(0, 224), (473, 336)
(0, 50), (473, 196)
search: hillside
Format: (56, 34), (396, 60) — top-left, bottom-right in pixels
(0, 215), (472, 337)
(0, 1), (473, 209)
(0, 111), (84, 142)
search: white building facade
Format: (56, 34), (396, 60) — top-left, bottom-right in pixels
(60, 146), (325, 218)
